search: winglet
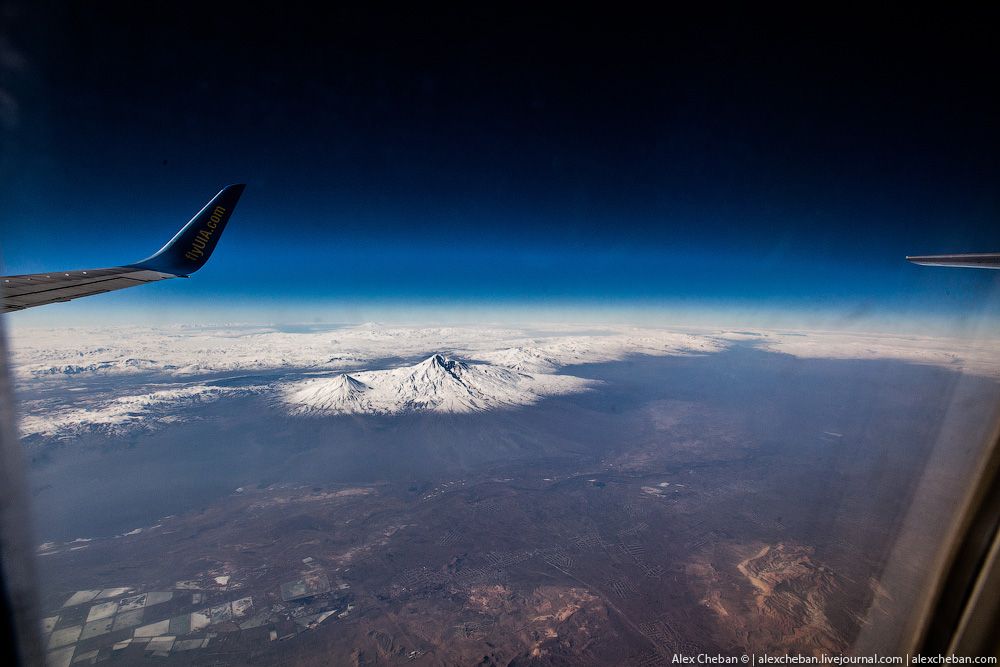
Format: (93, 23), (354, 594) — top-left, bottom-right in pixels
(906, 253), (1000, 269)
(131, 184), (246, 276)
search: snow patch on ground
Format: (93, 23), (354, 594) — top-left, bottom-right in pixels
(19, 384), (263, 438)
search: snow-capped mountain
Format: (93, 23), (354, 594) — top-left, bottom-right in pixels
(281, 353), (594, 415)
(13, 324), (1000, 440)
(282, 373), (370, 413)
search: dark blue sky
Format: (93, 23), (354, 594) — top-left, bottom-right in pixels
(3, 5), (999, 329)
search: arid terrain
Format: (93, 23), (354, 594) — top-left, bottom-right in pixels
(25, 345), (1000, 665)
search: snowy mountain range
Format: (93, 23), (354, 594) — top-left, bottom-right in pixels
(9, 323), (1000, 440)
(281, 353), (594, 415)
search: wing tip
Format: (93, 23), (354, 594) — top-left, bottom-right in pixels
(130, 184), (246, 275)
(905, 253), (1000, 268)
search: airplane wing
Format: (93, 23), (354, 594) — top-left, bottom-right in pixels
(1, 184), (245, 313)
(906, 253), (1000, 269)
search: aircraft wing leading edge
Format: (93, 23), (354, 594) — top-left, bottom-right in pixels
(906, 253), (1000, 269)
(1, 184), (245, 313)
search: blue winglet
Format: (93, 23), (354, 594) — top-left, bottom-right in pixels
(130, 184), (246, 276)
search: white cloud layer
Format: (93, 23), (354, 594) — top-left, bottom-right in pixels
(753, 330), (1000, 378)
(7, 324), (719, 380)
